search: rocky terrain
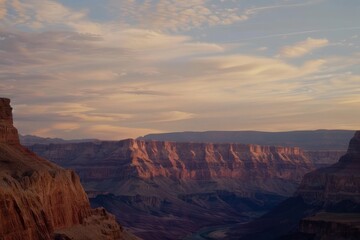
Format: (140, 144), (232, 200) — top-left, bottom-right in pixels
(0, 98), (137, 240)
(224, 131), (360, 240)
(29, 138), (314, 239)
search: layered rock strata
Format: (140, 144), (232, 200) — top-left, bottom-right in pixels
(29, 135), (315, 239)
(225, 131), (360, 240)
(29, 140), (314, 188)
(0, 98), (137, 240)
(297, 131), (360, 205)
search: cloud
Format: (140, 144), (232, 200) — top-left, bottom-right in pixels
(279, 37), (329, 58)
(111, 0), (248, 32)
(1, 0), (101, 33)
(143, 111), (196, 123)
(1, 0), (359, 139)
(109, 0), (323, 32)
(162, 55), (326, 85)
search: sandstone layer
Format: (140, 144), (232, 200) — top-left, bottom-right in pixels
(0, 98), (137, 240)
(30, 140), (314, 193)
(29, 137), (315, 239)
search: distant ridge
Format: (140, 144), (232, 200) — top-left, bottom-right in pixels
(20, 134), (99, 146)
(139, 130), (356, 151)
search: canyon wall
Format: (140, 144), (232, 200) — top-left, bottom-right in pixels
(0, 98), (137, 240)
(226, 131), (360, 240)
(29, 139), (314, 195)
(29, 136), (315, 239)
(297, 131), (360, 205)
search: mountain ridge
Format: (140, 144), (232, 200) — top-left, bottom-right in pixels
(139, 130), (355, 151)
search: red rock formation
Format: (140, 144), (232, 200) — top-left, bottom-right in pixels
(291, 131), (360, 239)
(30, 139), (313, 185)
(0, 98), (137, 240)
(223, 131), (360, 240)
(28, 128), (315, 239)
(297, 131), (360, 205)
(0, 98), (20, 145)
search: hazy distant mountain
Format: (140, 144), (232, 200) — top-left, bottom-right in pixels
(139, 130), (356, 151)
(19, 134), (99, 146)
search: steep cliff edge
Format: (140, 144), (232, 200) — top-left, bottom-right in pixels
(297, 131), (360, 205)
(29, 139), (314, 195)
(29, 135), (314, 239)
(0, 98), (137, 240)
(225, 131), (360, 240)
(294, 131), (360, 239)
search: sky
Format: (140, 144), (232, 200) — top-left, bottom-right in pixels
(0, 0), (359, 140)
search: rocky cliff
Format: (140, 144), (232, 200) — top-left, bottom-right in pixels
(297, 131), (360, 205)
(0, 98), (20, 145)
(29, 140), (313, 192)
(292, 131), (360, 239)
(0, 98), (137, 240)
(223, 131), (360, 240)
(29, 136), (315, 239)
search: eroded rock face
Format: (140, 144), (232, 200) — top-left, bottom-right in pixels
(30, 139), (313, 184)
(297, 131), (360, 205)
(29, 136), (315, 239)
(0, 98), (20, 145)
(0, 98), (136, 240)
(224, 131), (360, 240)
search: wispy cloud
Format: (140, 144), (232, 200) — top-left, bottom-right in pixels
(278, 37), (329, 58)
(1, 0), (359, 139)
(110, 0), (321, 32)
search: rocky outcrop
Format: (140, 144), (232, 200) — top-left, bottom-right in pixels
(0, 98), (137, 240)
(224, 131), (360, 240)
(299, 212), (360, 240)
(291, 131), (360, 239)
(297, 131), (360, 205)
(0, 98), (20, 145)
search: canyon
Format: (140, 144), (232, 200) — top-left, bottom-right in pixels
(224, 131), (360, 239)
(0, 98), (137, 240)
(29, 138), (315, 239)
(10, 101), (357, 239)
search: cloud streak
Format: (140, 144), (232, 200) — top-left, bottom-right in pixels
(279, 38), (329, 58)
